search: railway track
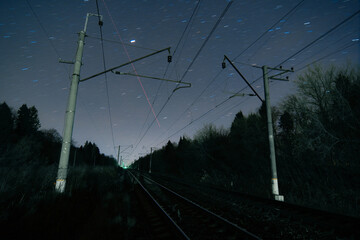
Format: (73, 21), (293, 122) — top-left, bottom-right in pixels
(128, 170), (261, 240)
(141, 171), (360, 239)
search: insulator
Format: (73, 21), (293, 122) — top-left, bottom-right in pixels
(167, 55), (172, 63)
(291, 67), (294, 71)
(279, 65), (283, 69)
(98, 20), (103, 26)
(222, 62), (226, 69)
(286, 76), (289, 80)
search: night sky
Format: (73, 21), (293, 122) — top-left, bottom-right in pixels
(1, 0), (359, 165)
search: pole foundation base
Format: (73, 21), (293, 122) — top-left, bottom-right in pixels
(55, 179), (66, 193)
(274, 194), (284, 202)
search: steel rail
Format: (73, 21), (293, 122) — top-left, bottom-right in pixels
(139, 172), (262, 240)
(127, 171), (190, 240)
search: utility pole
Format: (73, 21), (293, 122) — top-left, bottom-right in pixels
(260, 65), (293, 202)
(116, 144), (132, 168)
(117, 145), (121, 166)
(55, 13), (103, 193)
(222, 55), (293, 201)
(149, 147), (156, 173)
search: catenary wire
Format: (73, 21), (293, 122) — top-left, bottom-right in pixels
(95, 0), (117, 156)
(233, 0), (305, 61)
(129, 0), (233, 158)
(134, 0), (203, 148)
(101, 0), (161, 127)
(151, 0), (306, 145)
(154, 9), (360, 148)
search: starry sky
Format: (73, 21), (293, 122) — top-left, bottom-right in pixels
(1, 0), (359, 165)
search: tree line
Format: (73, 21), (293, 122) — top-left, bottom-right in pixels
(132, 65), (360, 216)
(0, 103), (116, 167)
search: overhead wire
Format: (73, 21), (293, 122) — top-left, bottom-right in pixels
(133, 0), (203, 149)
(129, 0), (234, 158)
(95, 0), (116, 156)
(152, 0), (306, 144)
(101, 0), (161, 127)
(25, 0), (62, 62)
(233, 0), (305, 61)
(211, 41), (359, 126)
(154, 8), (360, 148)
(86, 35), (160, 51)
(131, 0), (201, 150)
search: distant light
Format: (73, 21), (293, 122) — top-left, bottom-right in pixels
(352, 38), (359, 42)
(21, 67), (29, 71)
(130, 39), (136, 43)
(304, 22), (311, 25)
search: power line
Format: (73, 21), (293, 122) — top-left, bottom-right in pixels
(86, 35), (160, 51)
(95, 0), (116, 156)
(179, 0), (233, 82)
(297, 41), (358, 72)
(233, 0), (305, 61)
(134, 0), (203, 148)
(154, 9), (360, 148)
(232, 8), (360, 97)
(151, 0), (306, 145)
(101, 0), (161, 127)
(25, 0), (62, 60)
(278, 9), (360, 67)
(129, 0), (233, 158)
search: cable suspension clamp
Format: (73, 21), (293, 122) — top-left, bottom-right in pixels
(268, 66), (294, 81)
(112, 71), (191, 93)
(59, 58), (75, 64)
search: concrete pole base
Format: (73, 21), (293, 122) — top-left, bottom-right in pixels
(274, 194), (284, 202)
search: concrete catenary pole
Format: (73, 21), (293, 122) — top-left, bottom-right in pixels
(149, 147), (153, 173)
(117, 145), (121, 166)
(262, 65), (283, 201)
(55, 13), (101, 193)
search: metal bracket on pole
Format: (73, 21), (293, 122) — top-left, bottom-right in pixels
(112, 71), (191, 93)
(59, 58), (75, 64)
(222, 55), (264, 102)
(224, 91), (256, 99)
(79, 47), (172, 82)
(253, 65), (294, 81)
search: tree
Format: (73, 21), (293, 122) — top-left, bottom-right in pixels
(281, 64), (360, 166)
(0, 102), (14, 147)
(15, 104), (40, 137)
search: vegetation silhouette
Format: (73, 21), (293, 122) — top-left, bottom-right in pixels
(132, 64), (360, 217)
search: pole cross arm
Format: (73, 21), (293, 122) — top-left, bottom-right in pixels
(269, 68), (294, 81)
(113, 71), (191, 93)
(223, 55), (264, 102)
(224, 91), (256, 98)
(269, 77), (290, 81)
(79, 47), (171, 82)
